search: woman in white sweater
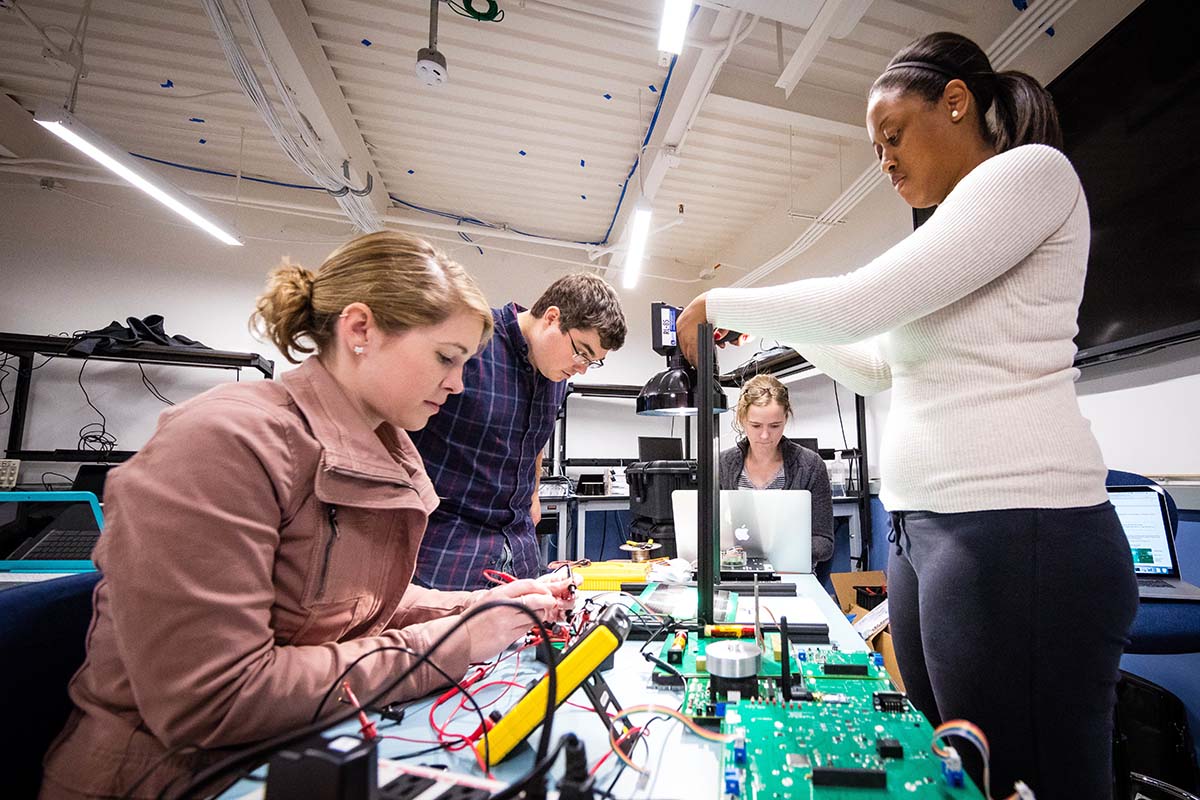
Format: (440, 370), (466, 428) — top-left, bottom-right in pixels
(677, 32), (1137, 800)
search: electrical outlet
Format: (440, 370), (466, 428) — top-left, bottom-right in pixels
(0, 459), (19, 490)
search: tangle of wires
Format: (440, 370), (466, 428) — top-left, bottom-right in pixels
(445, 0), (505, 22)
(76, 359), (117, 454)
(149, 600), (560, 800)
(0, 330), (89, 417)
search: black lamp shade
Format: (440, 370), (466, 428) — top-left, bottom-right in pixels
(637, 364), (728, 416)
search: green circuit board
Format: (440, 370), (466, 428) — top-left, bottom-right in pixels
(712, 649), (986, 798)
(718, 698), (985, 798)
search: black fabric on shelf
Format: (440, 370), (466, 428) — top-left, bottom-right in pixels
(67, 315), (211, 356)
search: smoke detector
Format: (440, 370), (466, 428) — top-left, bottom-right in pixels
(415, 47), (447, 86)
(415, 0), (448, 87)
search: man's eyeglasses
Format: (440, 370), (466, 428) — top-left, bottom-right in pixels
(567, 331), (604, 369)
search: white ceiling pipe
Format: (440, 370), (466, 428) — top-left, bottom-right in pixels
(775, 0), (854, 98)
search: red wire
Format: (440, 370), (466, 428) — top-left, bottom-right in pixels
(482, 568), (517, 584)
(341, 681), (377, 741)
(589, 726), (644, 776)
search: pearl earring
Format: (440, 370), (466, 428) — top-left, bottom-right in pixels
(353, 346), (365, 355)
(951, 110), (959, 118)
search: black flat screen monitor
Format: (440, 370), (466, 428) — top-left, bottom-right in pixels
(1049, 0), (1200, 365)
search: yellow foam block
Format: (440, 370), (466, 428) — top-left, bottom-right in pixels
(766, 632), (782, 662)
(574, 560), (652, 591)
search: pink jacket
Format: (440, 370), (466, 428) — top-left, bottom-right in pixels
(41, 358), (481, 799)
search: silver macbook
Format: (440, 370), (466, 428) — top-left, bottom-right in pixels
(1109, 485), (1200, 602)
(671, 489), (812, 573)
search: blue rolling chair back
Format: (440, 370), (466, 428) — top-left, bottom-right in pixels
(0, 572), (100, 799)
(1108, 468), (1179, 536)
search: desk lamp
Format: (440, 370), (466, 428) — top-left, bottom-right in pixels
(636, 303), (728, 416)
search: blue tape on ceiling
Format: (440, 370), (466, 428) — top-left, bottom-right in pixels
(581, 195), (587, 200)
(198, 138), (207, 144)
(648, 84), (657, 93)
(1011, 1), (1055, 35)
(598, 51), (679, 245)
(580, 159), (585, 167)
(189, 117), (205, 123)
(603, 93), (612, 100)
(407, 169), (415, 174)
(160, 79), (173, 88)
(361, 38), (372, 46)
(518, 150), (527, 156)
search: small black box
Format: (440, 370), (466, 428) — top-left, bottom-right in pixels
(265, 734), (377, 800)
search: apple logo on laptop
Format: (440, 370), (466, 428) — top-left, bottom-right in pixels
(734, 525), (751, 542)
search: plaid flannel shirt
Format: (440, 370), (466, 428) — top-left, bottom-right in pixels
(410, 303), (568, 590)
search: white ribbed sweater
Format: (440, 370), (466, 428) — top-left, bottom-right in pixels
(708, 144), (1109, 513)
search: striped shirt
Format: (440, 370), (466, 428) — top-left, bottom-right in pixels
(737, 464), (787, 491)
(410, 303), (568, 590)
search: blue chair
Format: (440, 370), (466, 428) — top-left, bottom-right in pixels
(0, 573), (100, 799)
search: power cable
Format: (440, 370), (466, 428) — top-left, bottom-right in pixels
(165, 600), (559, 800)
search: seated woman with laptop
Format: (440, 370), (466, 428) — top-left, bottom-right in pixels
(718, 374), (834, 573)
(39, 232), (575, 800)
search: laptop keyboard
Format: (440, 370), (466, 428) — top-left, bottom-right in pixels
(21, 529), (100, 561)
(1137, 578), (1172, 588)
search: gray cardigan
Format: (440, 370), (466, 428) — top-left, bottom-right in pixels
(718, 438), (834, 568)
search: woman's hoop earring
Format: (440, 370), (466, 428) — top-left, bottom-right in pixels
(353, 346), (365, 355)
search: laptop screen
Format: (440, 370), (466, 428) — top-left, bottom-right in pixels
(638, 436), (684, 462)
(0, 499), (102, 560)
(1109, 488), (1176, 576)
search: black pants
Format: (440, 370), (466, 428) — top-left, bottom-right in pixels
(887, 504), (1138, 799)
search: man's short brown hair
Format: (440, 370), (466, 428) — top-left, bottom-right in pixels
(530, 273), (627, 351)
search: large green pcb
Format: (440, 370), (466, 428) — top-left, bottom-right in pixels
(665, 646), (986, 798)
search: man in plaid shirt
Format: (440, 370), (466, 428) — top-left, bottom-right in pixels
(410, 274), (627, 590)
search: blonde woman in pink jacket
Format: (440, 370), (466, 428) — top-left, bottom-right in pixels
(41, 232), (575, 799)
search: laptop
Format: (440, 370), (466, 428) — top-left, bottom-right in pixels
(638, 436), (684, 462)
(0, 492), (104, 584)
(671, 489), (812, 574)
(72, 464), (114, 502)
(1109, 485), (1200, 602)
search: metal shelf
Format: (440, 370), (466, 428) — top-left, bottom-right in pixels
(0, 332), (273, 377)
(6, 450), (136, 463)
(1, 331), (274, 463)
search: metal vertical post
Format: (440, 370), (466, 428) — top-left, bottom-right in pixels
(5, 354), (33, 457)
(696, 323), (719, 624)
(855, 392), (872, 569)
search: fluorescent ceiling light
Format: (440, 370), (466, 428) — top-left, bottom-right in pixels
(622, 201), (653, 289)
(34, 103), (242, 246)
(657, 0), (692, 56)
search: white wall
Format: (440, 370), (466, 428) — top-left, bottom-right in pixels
(0, 179), (695, 487)
(1075, 341), (1200, 477)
